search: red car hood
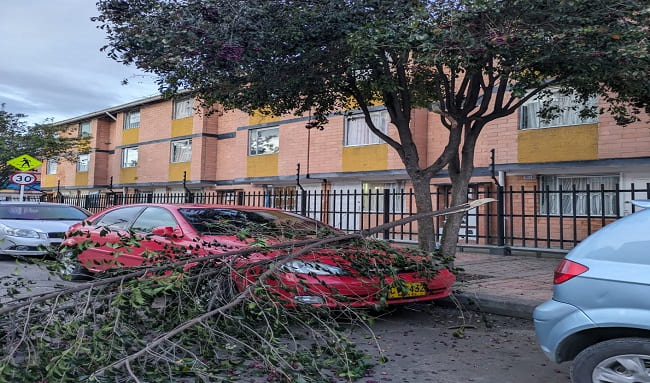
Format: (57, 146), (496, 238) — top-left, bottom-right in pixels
(197, 235), (443, 276)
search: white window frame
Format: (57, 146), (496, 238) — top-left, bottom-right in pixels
(122, 147), (138, 168)
(46, 159), (57, 175)
(77, 154), (89, 172)
(173, 97), (193, 120)
(79, 121), (91, 138)
(124, 110), (140, 129)
(248, 126), (279, 156)
(170, 139), (192, 163)
(344, 110), (389, 147)
(520, 89), (599, 130)
(539, 175), (618, 216)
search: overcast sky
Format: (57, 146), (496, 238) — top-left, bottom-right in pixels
(0, 0), (160, 125)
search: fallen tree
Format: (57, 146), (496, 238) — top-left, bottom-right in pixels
(0, 200), (491, 382)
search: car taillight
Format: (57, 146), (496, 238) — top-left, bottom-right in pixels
(553, 259), (589, 284)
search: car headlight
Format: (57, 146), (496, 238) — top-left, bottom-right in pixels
(281, 260), (348, 276)
(2, 226), (41, 239)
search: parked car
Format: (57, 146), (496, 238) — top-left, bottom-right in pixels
(533, 200), (650, 383)
(0, 202), (90, 257)
(59, 203), (455, 308)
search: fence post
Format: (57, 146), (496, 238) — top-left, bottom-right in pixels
(492, 184), (510, 255)
(300, 190), (307, 216)
(236, 191), (244, 206)
(383, 188), (390, 240)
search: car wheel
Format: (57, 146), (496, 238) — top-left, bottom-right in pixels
(571, 337), (650, 383)
(58, 249), (90, 281)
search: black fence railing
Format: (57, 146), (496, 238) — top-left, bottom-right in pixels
(37, 183), (650, 252)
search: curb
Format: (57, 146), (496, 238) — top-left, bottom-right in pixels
(439, 292), (540, 319)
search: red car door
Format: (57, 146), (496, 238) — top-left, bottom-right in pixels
(127, 206), (194, 267)
(78, 206), (145, 272)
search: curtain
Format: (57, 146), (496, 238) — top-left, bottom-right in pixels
(172, 140), (192, 162)
(125, 111), (140, 129)
(522, 92), (598, 129)
(541, 176), (617, 215)
(346, 111), (388, 146)
(174, 98), (193, 119)
(362, 182), (404, 212)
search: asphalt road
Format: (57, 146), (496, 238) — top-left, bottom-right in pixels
(352, 305), (570, 383)
(0, 258), (570, 383)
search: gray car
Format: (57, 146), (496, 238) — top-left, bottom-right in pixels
(534, 200), (650, 383)
(0, 202), (89, 256)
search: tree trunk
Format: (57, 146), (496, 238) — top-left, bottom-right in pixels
(439, 171), (472, 258)
(411, 177), (436, 252)
(440, 135), (478, 258)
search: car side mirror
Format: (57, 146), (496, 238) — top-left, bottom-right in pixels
(151, 226), (182, 238)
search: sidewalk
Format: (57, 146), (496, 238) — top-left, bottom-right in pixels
(447, 251), (564, 319)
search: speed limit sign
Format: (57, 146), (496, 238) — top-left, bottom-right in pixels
(10, 172), (37, 185)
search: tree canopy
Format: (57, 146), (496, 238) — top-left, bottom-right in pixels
(94, 0), (650, 253)
(0, 110), (86, 188)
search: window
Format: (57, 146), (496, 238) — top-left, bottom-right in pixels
(171, 139), (192, 163)
(362, 182), (404, 212)
(122, 147), (138, 168)
(520, 90), (599, 130)
(132, 207), (178, 233)
(173, 97), (193, 119)
(79, 121), (91, 138)
(94, 206), (144, 230)
(249, 127), (279, 155)
(77, 154), (89, 172)
(345, 110), (389, 146)
(124, 110), (140, 129)
(46, 159), (57, 175)
(540, 175), (618, 216)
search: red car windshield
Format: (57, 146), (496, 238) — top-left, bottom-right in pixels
(178, 208), (337, 239)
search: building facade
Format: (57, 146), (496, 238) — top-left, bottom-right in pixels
(40, 92), (650, 249)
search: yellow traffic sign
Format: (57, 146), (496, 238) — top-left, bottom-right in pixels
(7, 154), (42, 171)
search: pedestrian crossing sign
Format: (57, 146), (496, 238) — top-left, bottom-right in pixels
(7, 154), (42, 171)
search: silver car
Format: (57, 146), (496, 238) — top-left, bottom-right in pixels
(0, 202), (89, 256)
(534, 200), (650, 383)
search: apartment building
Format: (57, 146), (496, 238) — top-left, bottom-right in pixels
(40, 91), (650, 248)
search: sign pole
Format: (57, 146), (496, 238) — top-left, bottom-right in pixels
(19, 185), (24, 202)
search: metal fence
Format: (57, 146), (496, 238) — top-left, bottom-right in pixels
(38, 183), (650, 252)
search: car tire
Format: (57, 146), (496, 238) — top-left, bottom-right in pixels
(58, 249), (91, 281)
(571, 337), (650, 383)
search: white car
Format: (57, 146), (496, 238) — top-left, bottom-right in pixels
(0, 202), (90, 256)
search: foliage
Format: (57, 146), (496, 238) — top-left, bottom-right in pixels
(0, 110), (87, 187)
(0, 217), (451, 382)
(93, 0), (649, 255)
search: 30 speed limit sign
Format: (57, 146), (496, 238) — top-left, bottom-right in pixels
(10, 172), (37, 185)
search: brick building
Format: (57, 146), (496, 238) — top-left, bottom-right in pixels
(40, 91), (650, 249)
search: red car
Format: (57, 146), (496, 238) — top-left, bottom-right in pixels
(60, 204), (455, 308)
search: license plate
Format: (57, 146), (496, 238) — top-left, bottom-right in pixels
(388, 282), (427, 299)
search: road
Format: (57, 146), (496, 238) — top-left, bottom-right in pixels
(0, 258), (570, 382)
(352, 305), (570, 383)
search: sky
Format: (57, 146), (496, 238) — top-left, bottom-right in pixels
(0, 0), (161, 125)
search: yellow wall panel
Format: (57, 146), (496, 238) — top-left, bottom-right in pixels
(344, 97), (384, 110)
(518, 124), (598, 163)
(171, 118), (193, 137)
(41, 175), (58, 188)
(120, 167), (138, 184)
(249, 110), (281, 126)
(122, 128), (139, 145)
(342, 145), (388, 172)
(74, 172), (88, 187)
(247, 154), (279, 177)
(169, 162), (191, 182)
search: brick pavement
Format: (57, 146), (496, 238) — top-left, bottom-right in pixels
(448, 252), (564, 319)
